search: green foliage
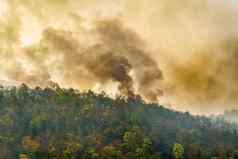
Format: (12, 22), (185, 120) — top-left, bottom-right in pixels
(173, 143), (184, 159)
(0, 84), (237, 158)
(30, 114), (48, 129)
(0, 114), (13, 127)
(100, 145), (122, 159)
(85, 148), (99, 159)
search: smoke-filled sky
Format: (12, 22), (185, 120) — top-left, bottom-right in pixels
(1, 0), (238, 114)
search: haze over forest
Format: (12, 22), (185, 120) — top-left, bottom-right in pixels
(1, 0), (238, 114)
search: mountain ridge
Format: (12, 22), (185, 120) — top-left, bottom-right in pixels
(0, 84), (237, 158)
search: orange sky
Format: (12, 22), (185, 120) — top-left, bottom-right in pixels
(1, 0), (238, 114)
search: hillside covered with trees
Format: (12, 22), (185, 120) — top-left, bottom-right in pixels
(0, 84), (238, 159)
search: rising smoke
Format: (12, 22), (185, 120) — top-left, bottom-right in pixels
(0, 0), (238, 114)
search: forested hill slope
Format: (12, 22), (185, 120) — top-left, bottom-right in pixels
(0, 84), (238, 159)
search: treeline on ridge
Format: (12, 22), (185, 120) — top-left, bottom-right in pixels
(0, 84), (237, 159)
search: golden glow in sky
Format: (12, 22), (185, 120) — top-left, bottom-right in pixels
(0, 0), (7, 17)
(20, 14), (42, 47)
(1, 0), (238, 114)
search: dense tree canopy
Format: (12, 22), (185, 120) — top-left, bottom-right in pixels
(0, 84), (237, 159)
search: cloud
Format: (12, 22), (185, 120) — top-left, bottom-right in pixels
(1, 0), (238, 114)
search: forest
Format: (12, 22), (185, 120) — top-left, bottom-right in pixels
(0, 84), (237, 159)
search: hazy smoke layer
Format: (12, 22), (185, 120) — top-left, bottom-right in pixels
(1, 0), (238, 114)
